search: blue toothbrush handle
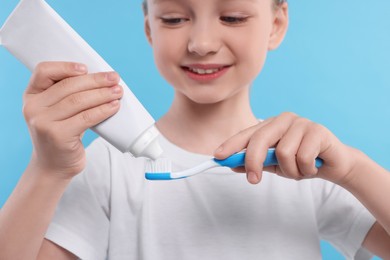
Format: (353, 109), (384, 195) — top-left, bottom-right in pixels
(214, 148), (324, 168)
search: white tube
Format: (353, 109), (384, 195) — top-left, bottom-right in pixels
(0, 0), (163, 159)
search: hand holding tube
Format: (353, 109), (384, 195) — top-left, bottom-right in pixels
(24, 62), (122, 178)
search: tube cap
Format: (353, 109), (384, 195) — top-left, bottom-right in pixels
(129, 125), (163, 160)
(138, 139), (163, 160)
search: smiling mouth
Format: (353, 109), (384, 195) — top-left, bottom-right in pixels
(185, 67), (223, 75)
(182, 64), (231, 74)
(181, 65), (231, 82)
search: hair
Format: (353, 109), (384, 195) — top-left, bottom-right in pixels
(142, 0), (287, 15)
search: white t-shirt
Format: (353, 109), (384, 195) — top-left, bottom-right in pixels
(46, 135), (376, 260)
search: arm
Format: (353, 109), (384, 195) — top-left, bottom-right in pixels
(0, 62), (122, 259)
(38, 239), (78, 260)
(0, 164), (77, 259)
(341, 149), (390, 257)
(214, 112), (390, 258)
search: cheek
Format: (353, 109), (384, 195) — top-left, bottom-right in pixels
(152, 31), (187, 81)
(230, 40), (268, 85)
(248, 44), (268, 75)
(235, 27), (270, 76)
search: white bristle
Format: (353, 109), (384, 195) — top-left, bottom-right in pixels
(145, 158), (220, 180)
(145, 158), (172, 173)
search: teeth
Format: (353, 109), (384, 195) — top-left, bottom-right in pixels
(188, 67), (220, 74)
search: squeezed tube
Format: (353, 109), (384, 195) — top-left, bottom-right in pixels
(0, 0), (163, 159)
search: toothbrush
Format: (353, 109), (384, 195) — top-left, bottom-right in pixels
(145, 148), (324, 180)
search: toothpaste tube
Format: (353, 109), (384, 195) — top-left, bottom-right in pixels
(0, 0), (163, 159)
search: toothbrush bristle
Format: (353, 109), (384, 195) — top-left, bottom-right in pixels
(145, 158), (174, 180)
(145, 158), (172, 173)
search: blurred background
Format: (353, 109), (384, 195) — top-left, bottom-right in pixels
(1, 0), (389, 258)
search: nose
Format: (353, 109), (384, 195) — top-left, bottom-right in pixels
(187, 20), (222, 56)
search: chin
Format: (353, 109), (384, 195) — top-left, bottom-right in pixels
(185, 91), (231, 105)
(174, 81), (246, 105)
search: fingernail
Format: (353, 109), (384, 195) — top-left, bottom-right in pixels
(111, 85), (122, 94)
(247, 172), (259, 184)
(75, 63), (87, 73)
(107, 72), (118, 81)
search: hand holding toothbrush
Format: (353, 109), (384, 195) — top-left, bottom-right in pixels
(214, 112), (360, 185)
(213, 112), (390, 252)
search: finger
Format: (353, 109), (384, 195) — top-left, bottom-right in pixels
(41, 71), (120, 107)
(243, 112), (298, 183)
(47, 85), (123, 121)
(26, 62), (88, 94)
(244, 135), (269, 184)
(274, 118), (308, 179)
(296, 124), (324, 177)
(57, 99), (121, 137)
(214, 118), (274, 159)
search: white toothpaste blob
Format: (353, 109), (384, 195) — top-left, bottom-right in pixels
(0, 0), (163, 159)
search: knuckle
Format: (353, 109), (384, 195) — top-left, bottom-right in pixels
(30, 63), (50, 85)
(68, 93), (84, 106)
(275, 146), (294, 161)
(23, 103), (43, 129)
(251, 130), (269, 143)
(81, 110), (94, 124)
(93, 72), (105, 85)
(34, 62), (51, 74)
(312, 123), (328, 135)
(22, 102), (35, 121)
(280, 111), (298, 119)
(293, 117), (310, 126)
(296, 153), (313, 166)
(57, 77), (72, 90)
(27, 116), (40, 130)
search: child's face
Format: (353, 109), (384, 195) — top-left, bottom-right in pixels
(144, 0), (288, 104)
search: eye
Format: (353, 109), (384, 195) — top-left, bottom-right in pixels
(220, 16), (248, 24)
(160, 17), (188, 25)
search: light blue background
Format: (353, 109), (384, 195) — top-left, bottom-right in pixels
(0, 0), (389, 259)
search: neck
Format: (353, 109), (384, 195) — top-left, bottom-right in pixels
(156, 88), (259, 155)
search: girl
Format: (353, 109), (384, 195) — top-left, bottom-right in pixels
(1, 0), (389, 259)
